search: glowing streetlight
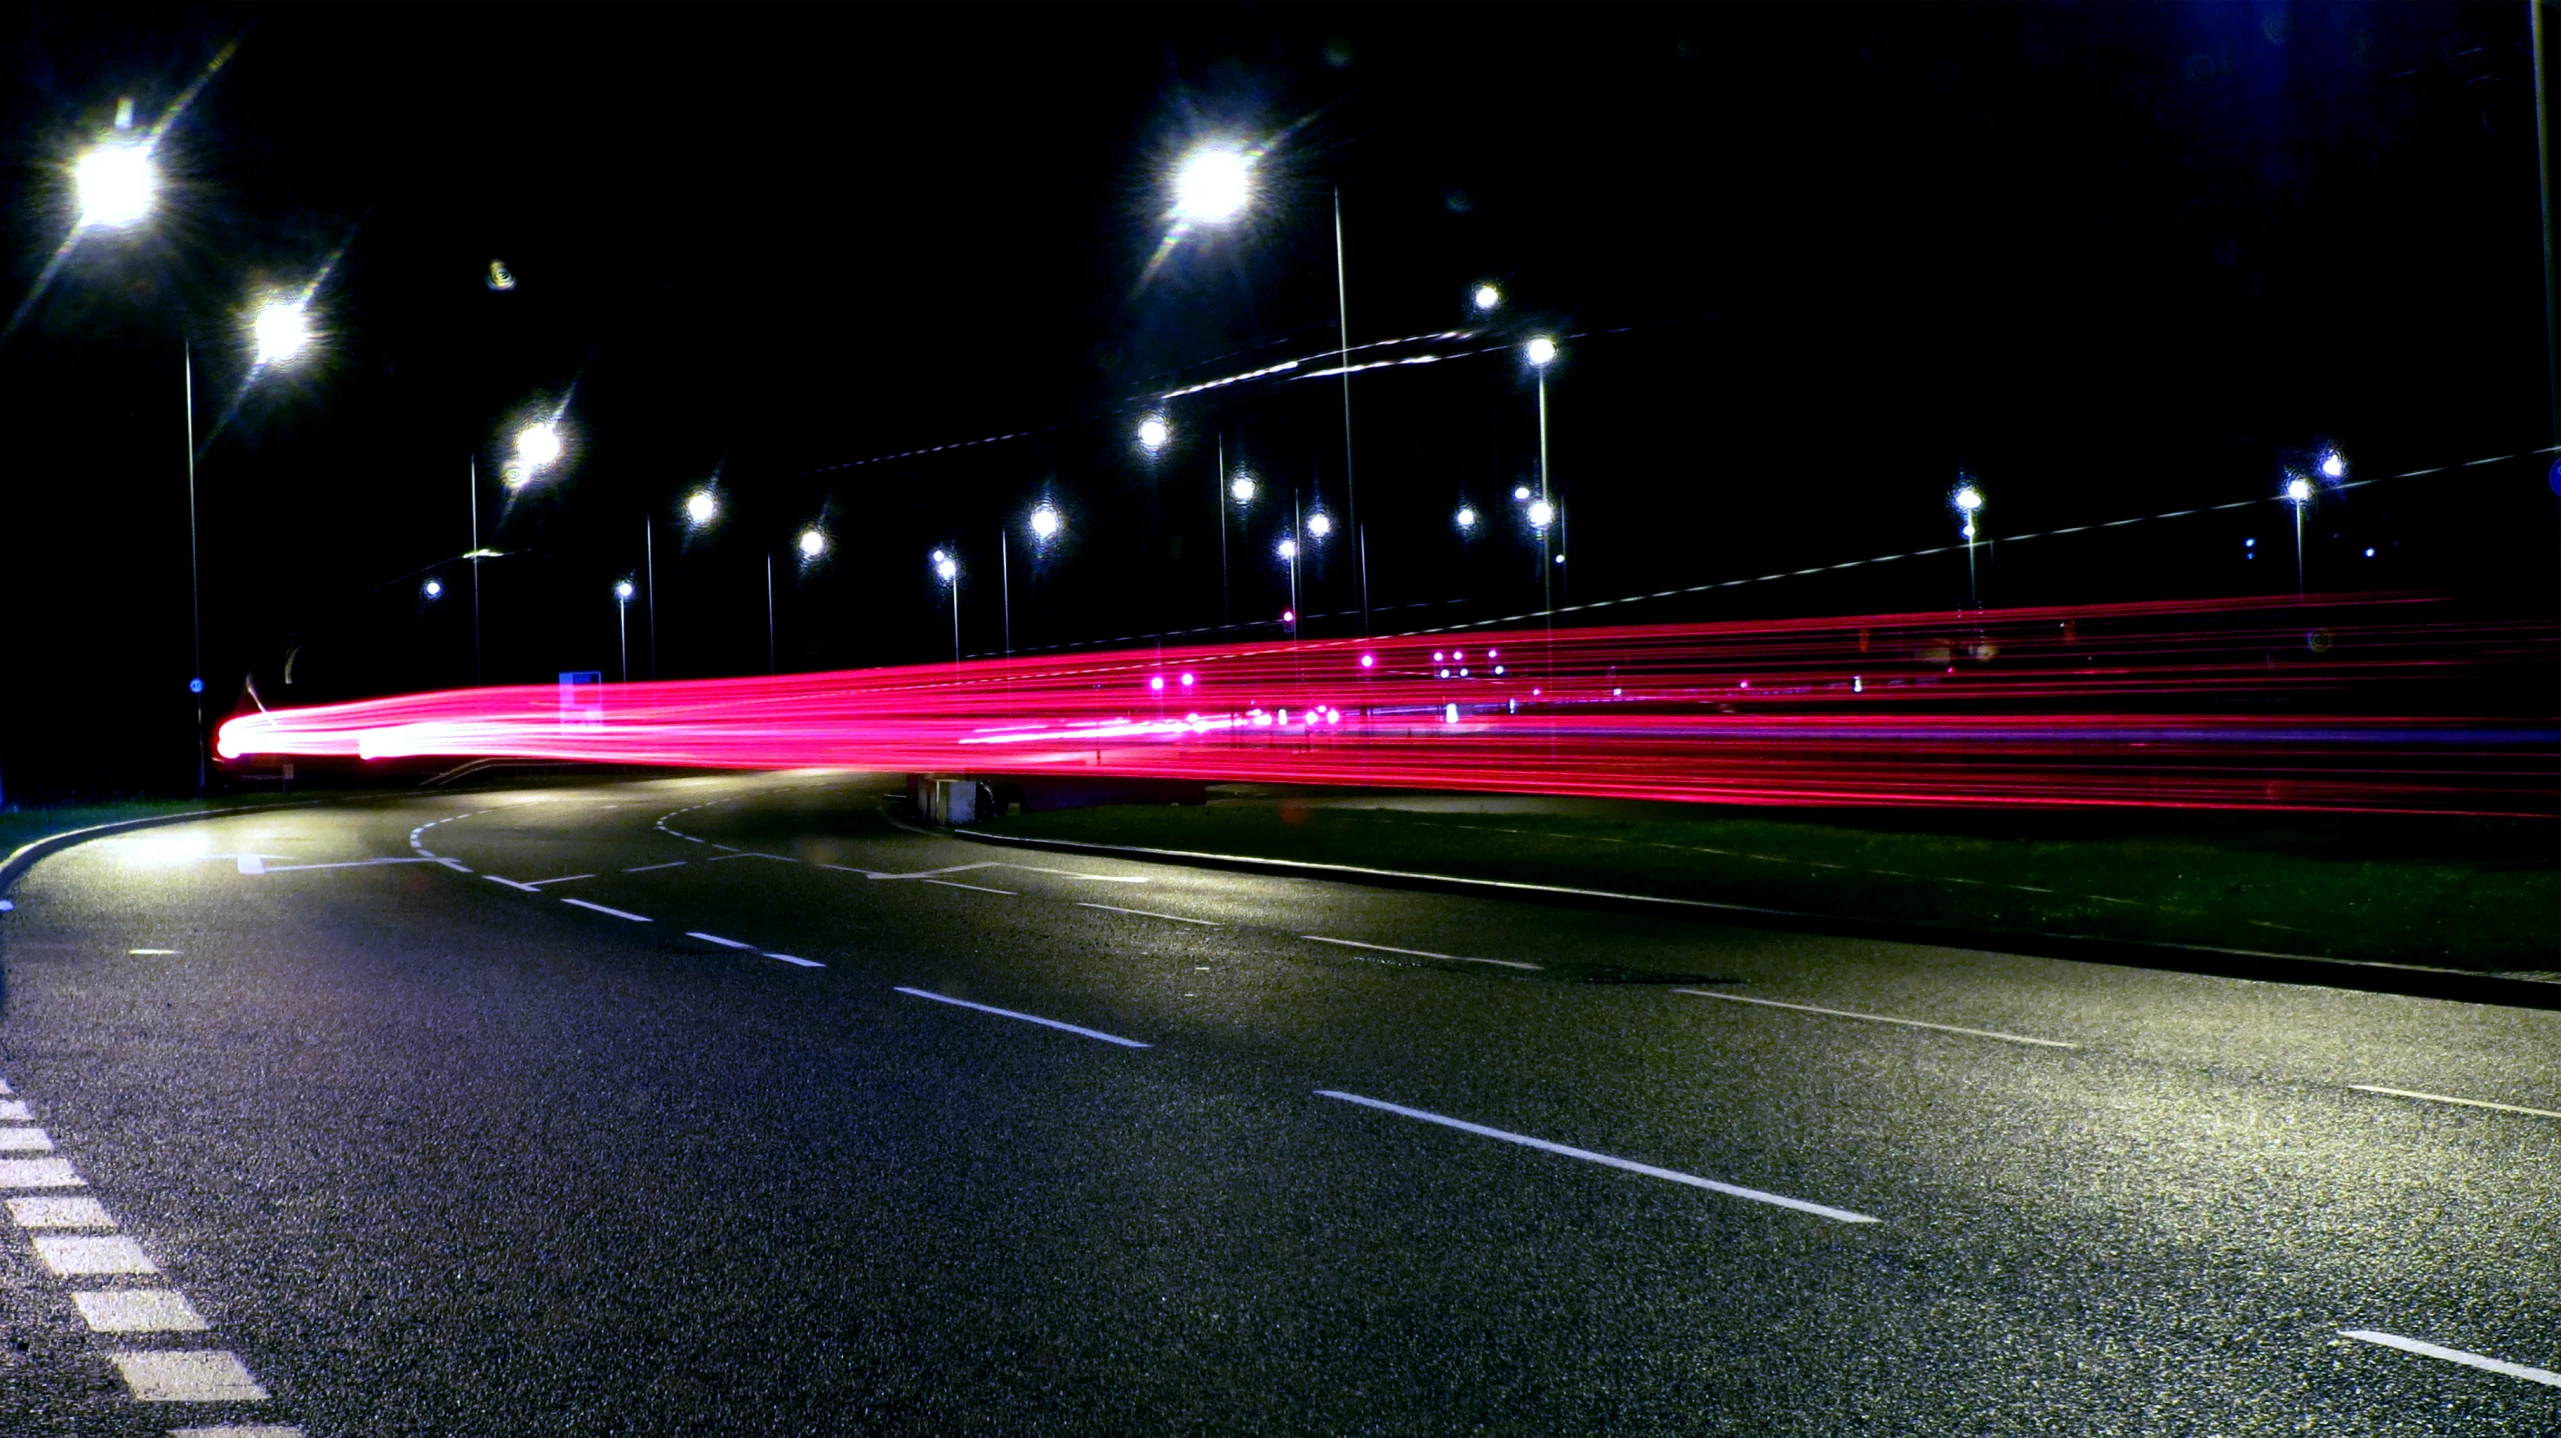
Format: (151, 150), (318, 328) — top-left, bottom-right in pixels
(2285, 476), (2313, 504)
(422, 578), (443, 599)
(1456, 505), (1477, 531)
(936, 556), (958, 582)
(73, 137), (156, 230)
(1172, 145), (1253, 224)
(1230, 474), (1255, 504)
(1276, 538), (1298, 560)
(515, 421), (563, 473)
(2285, 473), (2314, 597)
(1526, 336), (1558, 367)
(2319, 451), (2347, 480)
(1473, 284), (1502, 313)
(685, 490), (718, 526)
(1953, 480), (1986, 610)
(1307, 512), (1332, 539)
(1527, 499), (1554, 529)
(1028, 504), (1061, 541)
(1138, 415), (1171, 452)
(1513, 485), (1532, 502)
(250, 299), (312, 368)
(614, 579), (635, 600)
(798, 528), (827, 559)
(613, 579), (635, 681)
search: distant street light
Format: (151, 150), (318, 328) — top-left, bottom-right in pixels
(250, 299), (312, 368)
(515, 421), (563, 475)
(1172, 145), (1253, 224)
(1230, 474), (1256, 504)
(1028, 504), (1061, 541)
(1526, 336), (1558, 368)
(1473, 284), (1502, 313)
(422, 578), (443, 599)
(2285, 473), (2314, 596)
(1307, 511), (1332, 539)
(1513, 485), (1532, 502)
(1526, 499), (1554, 529)
(1526, 338), (1561, 625)
(1455, 505), (1477, 532)
(934, 550), (961, 663)
(1276, 538), (1298, 560)
(73, 136), (156, 230)
(686, 490), (718, 527)
(1953, 481), (1986, 610)
(614, 579), (634, 681)
(2319, 450), (2347, 480)
(798, 527), (827, 558)
(1137, 415), (1171, 452)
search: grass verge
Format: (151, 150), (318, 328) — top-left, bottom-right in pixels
(982, 792), (2559, 979)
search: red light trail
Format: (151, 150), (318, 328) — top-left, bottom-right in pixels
(216, 594), (2558, 816)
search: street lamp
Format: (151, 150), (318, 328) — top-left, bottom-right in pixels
(1137, 414), (1171, 453)
(1953, 482), (1985, 610)
(2319, 450), (2347, 480)
(1028, 504), (1061, 541)
(422, 578), (443, 599)
(2285, 474), (2314, 596)
(613, 579), (635, 682)
(685, 489), (718, 527)
(250, 298), (312, 368)
(1172, 144), (1253, 225)
(1230, 474), (1255, 504)
(1473, 284), (1502, 314)
(798, 527), (828, 559)
(1455, 505), (1477, 532)
(73, 135), (156, 230)
(933, 550), (961, 663)
(1525, 337), (1560, 619)
(1307, 511), (1332, 540)
(1276, 537), (1300, 633)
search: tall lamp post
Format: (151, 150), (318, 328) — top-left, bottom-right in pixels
(1953, 482), (1985, 611)
(933, 550), (961, 664)
(2284, 474), (2313, 598)
(613, 580), (634, 683)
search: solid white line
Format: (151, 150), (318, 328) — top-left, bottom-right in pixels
(73, 1289), (208, 1333)
(893, 986), (1150, 1047)
(234, 855), (265, 875)
(2338, 1329), (2561, 1387)
(261, 857), (446, 873)
(1300, 935), (1539, 970)
(1673, 989), (2078, 1048)
(1314, 1090), (1878, 1224)
(523, 873), (597, 888)
(685, 931), (753, 949)
(765, 953), (826, 968)
(1012, 866), (1149, 883)
(561, 898), (652, 922)
(436, 858), (472, 872)
(2347, 1086), (2561, 1120)
(1077, 902), (1219, 927)
(110, 1350), (270, 1402)
(127, 948), (179, 955)
(922, 879), (1018, 895)
(0, 1159), (82, 1188)
(483, 876), (541, 892)
(623, 861), (688, 873)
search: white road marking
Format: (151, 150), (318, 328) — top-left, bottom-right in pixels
(1674, 989), (2078, 1049)
(623, 861), (688, 873)
(893, 987), (1150, 1047)
(1076, 903), (1219, 927)
(1314, 1090), (1880, 1224)
(73, 1289), (208, 1333)
(922, 879), (1018, 895)
(765, 953), (826, 968)
(260, 857), (447, 873)
(128, 949), (179, 956)
(0, 1102), (26, 1121)
(110, 1350), (270, 1402)
(1015, 867), (1149, 883)
(0, 1128), (55, 1152)
(2338, 1329), (2561, 1387)
(235, 855), (265, 875)
(0, 1159), (82, 1187)
(8, 1196), (111, 1227)
(436, 858), (472, 873)
(0, 1079), (11, 1093)
(35, 1234), (157, 1275)
(707, 852), (795, 863)
(2348, 1086), (2561, 1121)
(483, 876), (541, 892)
(1300, 936), (1539, 970)
(685, 932), (753, 949)
(170, 1427), (305, 1437)
(521, 874), (596, 888)
(561, 898), (652, 922)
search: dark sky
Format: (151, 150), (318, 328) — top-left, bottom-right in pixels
(0, 2), (2550, 800)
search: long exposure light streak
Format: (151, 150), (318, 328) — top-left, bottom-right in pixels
(216, 595), (2556, 817)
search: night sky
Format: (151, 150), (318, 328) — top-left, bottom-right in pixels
(0, 3), (2549, 801)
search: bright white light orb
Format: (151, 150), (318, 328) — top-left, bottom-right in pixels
(1526, 336), (1558, 367)
(1473, 284), (1502, 312)
(516, 422), (563, 471)
(1513, 485), (1532, 502)
(1455, 506), (1477, 530)
(936, 557), (958, 582)
(1527, 499), (1554, 528)
(1954, 486), (1982, 512)
(422, 579), (443, 599)
(1150, 675), (1165, 691)
(799, 528), (827, 558)
(685, 490), (717, 525)
(2285, 477), (2312, 504)
(1277, 538), (1298, 559)
(1173, 145), (1252, 223)
(1307, 512), (1331, 538)
(931, 549), (948, 564)
(1028, 505), (1061, 540)
(615, 580), (635, 600)
(74, 139), (156, 229)
(1230, 475), (1256, 503)
(2320, 452), (2346, 479)
(1360, 653), (1375, 668)
(252, 300), (311, 367)
(1137, 416), (1170, 451)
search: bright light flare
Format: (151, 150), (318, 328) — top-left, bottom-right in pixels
(74, 138), (156, 229)
(516, 422), (563, 472)
(422, 579), (443, 599)
(1028, 505), (1061, 540)
(1172, 144), (1252, 224)
(2320, 451), (2347, 480)
(1455, 506), (1477, 530)
(1527, 500), (1554, 528)
(1307, 512), (1332, 539)
(1473, 284), (1502, 312)
(1276, 538), (1298, 560)
(1526, 336), (1558, 367)
(686, 490), (718, 526)
(1137, 415), (1171, 452)
(614, 580), (635, 600)
(2286, 476), (2313, 504)
(1230, 475), (1256, 504)
(936, 557), (958, 582)
(1954, 486), (1983, 513)
(250, 299), (312, 367)
(799, 528), (828, 558)
(1513, 485), (1532, 502)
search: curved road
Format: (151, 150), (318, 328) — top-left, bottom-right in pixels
(0, 773), (2553, 1434)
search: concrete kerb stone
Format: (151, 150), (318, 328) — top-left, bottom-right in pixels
(952, 826), (2561, 1013)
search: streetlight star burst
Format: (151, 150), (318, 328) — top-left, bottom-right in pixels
(515, 422), (563, 472)
(251, 300), (311, 368)
(686, 490), (718, 526)
(798, 529), (827, 558)
(1172, 145), (1252, 224)
(74, 138), (156, 230)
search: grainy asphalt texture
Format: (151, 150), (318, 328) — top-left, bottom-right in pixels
(0, 773), (2553, 1435)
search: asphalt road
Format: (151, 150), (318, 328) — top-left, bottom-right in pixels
(0, 772), (2553, 1436)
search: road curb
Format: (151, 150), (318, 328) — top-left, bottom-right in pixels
(952, 826), (2561, 1012)
(0, 802), (319, 902)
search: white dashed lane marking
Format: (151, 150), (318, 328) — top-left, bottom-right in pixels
(623, 861), (688, 873)
(0, 1101), (29, 1121)
(1077, 903), (1219, 927)
(922, 879), (1017, 895)
(35, 1234), (158, 1276)
(171, 1427), (306, 1437)
(9, 1196), (112, 1227)
(894, 987), (1151, 1048)
(111, 1350), (271, 1402)
(0, 1127), (55, 1151)
(0, 1158), (84, 1187)
(766, 954), (825, 968)
(75, 1289), (208, 1333)
(128, 948), (180, 955)
(561, 898), (652, 923)
(1314, 1090), (1880, 1224)
(2339, 1329), (2561, 1387)
(1673, 988), (2078, 1049)
(1300, 936), (1539, 971)
(685, 932), (753, 949)
(2347, 1086), (2561, 1120)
